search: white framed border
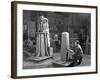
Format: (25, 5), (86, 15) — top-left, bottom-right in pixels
(13, 2), (97, 77)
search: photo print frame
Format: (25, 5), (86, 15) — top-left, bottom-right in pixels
(11, 1), (98, 78)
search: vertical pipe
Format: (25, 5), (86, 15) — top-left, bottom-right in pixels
(27, 23), (30, 41)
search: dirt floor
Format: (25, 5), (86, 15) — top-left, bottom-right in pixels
(23, 52), (91, 69)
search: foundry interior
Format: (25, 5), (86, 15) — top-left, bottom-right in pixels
(23, 10), (91, 69)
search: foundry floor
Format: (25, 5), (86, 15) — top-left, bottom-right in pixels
(23, 53), (91, 69)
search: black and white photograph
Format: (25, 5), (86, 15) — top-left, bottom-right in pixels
(11, 1), (97, 78)
(23, 10), (91, 69)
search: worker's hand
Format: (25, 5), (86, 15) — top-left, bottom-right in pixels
(67, 49), (75, 59)
(68, 49), (74, 54)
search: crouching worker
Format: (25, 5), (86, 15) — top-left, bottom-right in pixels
(69, 40), (83, 67)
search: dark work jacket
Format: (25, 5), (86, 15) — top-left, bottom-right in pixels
(73, 44), (83, 56)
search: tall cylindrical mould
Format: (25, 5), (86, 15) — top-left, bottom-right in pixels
(61, 32), (70, 62)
